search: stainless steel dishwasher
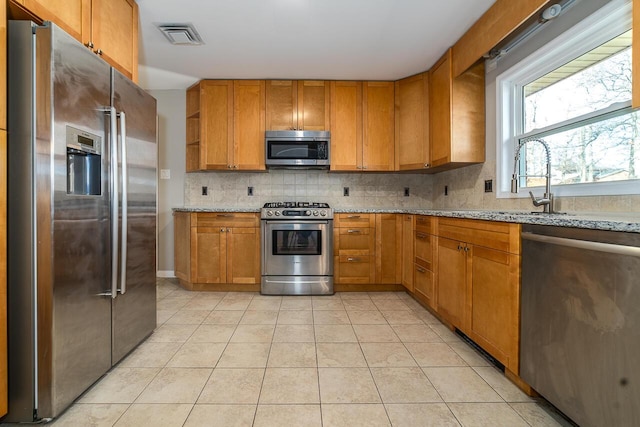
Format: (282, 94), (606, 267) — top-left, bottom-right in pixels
(521, 224), (640, 427)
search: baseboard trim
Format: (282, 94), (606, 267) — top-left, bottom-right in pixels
(156, 270), (176, 278)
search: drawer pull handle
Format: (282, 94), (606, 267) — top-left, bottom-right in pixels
(347, 215), (361, 219)
(416, 267), (426, 273)
(347, 229), (361, 234)
(347, 257), (360, 262)
(416, 233), (427, 239)
(216, 214), (234, 217)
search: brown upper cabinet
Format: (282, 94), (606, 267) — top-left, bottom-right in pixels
(429, 49), (485, 172)
(330, 81), (394, 171)
(265, 80), (331, 131)
(10, 0), (139, 82)
(186, 80), (265, 172)
(395, 72), (429, 171)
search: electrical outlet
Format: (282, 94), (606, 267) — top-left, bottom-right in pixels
(343, 187), (350, 197)
(202, 186), (208, 196)
(484, 179), (493, 193)
(404, 187), (410, 197)
(247, 186), (254, 196)
(444, 185), (448, 196)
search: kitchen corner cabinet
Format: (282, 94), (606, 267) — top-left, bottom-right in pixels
(401, 215), (414, 291)
(265, 80), (330, 131)
(395, 73), (430, 171)
(186, 80), (265, 172)
(375, 214), (401, 284)
(436, 217), (521, 373)
(414, 216), (436, 309)
(174, 212), (260, 287)
(330, 81), (394, 171)
(334, 213), (375, 284)
(429, 49), (485, 172)
(10, 0), (139, 82)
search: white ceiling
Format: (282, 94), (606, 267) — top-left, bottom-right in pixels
(136, 0), (495, 90)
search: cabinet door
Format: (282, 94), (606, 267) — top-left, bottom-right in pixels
(173, 212), (191, 283)
(19, 0), (88, 41)
(91, 0), (138, 81)
(266, 80), (297, 130)
(429, 51), (453, 168)
(401, 215), (414, 291)
(192, 227), (226, 284)
(234, 80), (265, 170)
(436, 237), (467, 329)
(363, 82), (395, 171)
(330, 81), (362, 171)
(375, 214), (401, 284)
(201, 81), (233, 170)
(396, 73), (429, 170)
(469, 246), (520, 373)
(227, 227), (260, 285)
(298, 81), (330, 130)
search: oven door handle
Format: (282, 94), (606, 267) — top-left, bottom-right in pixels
(264, 220), (330, 225)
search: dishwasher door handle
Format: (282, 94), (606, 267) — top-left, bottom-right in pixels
(522, 232), (640, 257)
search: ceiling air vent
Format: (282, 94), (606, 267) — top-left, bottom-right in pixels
(156, 23), (204, 45)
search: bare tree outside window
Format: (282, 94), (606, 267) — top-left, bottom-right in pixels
(519, 31), (638, 187)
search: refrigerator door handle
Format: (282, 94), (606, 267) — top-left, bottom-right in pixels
(109, 106), (119, 299)
(118, 111), (128, 295)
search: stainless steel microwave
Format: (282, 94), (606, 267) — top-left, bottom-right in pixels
(265, 130), (330, 168)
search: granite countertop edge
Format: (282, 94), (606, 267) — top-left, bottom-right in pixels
(172, 207), (640, 233)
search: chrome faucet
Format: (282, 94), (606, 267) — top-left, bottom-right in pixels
(511, 138), (557, 213)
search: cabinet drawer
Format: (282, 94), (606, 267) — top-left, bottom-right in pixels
(415, 231), (433, 266)
(335, 213), (375, 228)
(335, 255), (375, 284)
(336, 228), (374, 254)
(193, 212), (259, 228)
(437, 217), (520, 254)
(415, 215), (433, 234)
(414, 263), (434, 304)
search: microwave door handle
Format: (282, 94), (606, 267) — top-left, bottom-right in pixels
(118, 111), (128, 295)
(110, 107), (118, 299)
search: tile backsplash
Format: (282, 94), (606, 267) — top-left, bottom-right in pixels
(185, 170), (434, 209)
(183, 165), (639, 214)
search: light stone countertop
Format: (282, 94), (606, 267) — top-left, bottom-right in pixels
(173, 206), (640, 233)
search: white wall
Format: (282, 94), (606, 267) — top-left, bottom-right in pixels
(150, 90), (186, 275)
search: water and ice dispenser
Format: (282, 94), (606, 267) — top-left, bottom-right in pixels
(66, 126), (102, 195)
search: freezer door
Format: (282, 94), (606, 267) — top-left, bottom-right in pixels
(111, 70), (157, 364)
(7, 21), (113, 422)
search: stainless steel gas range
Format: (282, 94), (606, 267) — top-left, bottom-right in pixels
(261, 202), (334, 295)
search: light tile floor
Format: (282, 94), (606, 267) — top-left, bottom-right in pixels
(49, 278), (573, 427)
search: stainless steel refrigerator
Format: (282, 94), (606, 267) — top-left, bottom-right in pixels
(7, 21), (157, 422)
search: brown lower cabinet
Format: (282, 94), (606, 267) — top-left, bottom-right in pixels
(436, 217), (521, 374)
(173, 212), (260, 290)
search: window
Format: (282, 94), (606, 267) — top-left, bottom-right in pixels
(496, 0), (638, 198)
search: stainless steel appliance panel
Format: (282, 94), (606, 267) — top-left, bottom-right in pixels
(521, 225), (640, 427)
(7, 21), (113, 421)
(111, 70), (157, 364)
(262, 221), (332, 276)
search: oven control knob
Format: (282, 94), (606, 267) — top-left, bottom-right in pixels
(305, 210), (311, 216)
(320, 211), (327, 216)
(313, 210), (319, 216)
(267, 210), (273, 216)
(275, 211), (281, 216)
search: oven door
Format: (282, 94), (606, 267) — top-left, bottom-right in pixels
(262, 220), (333, 276)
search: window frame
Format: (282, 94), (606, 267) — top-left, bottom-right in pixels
(496, 0), (638, 199)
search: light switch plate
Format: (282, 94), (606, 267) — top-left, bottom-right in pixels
(160, 169), (171, 180)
